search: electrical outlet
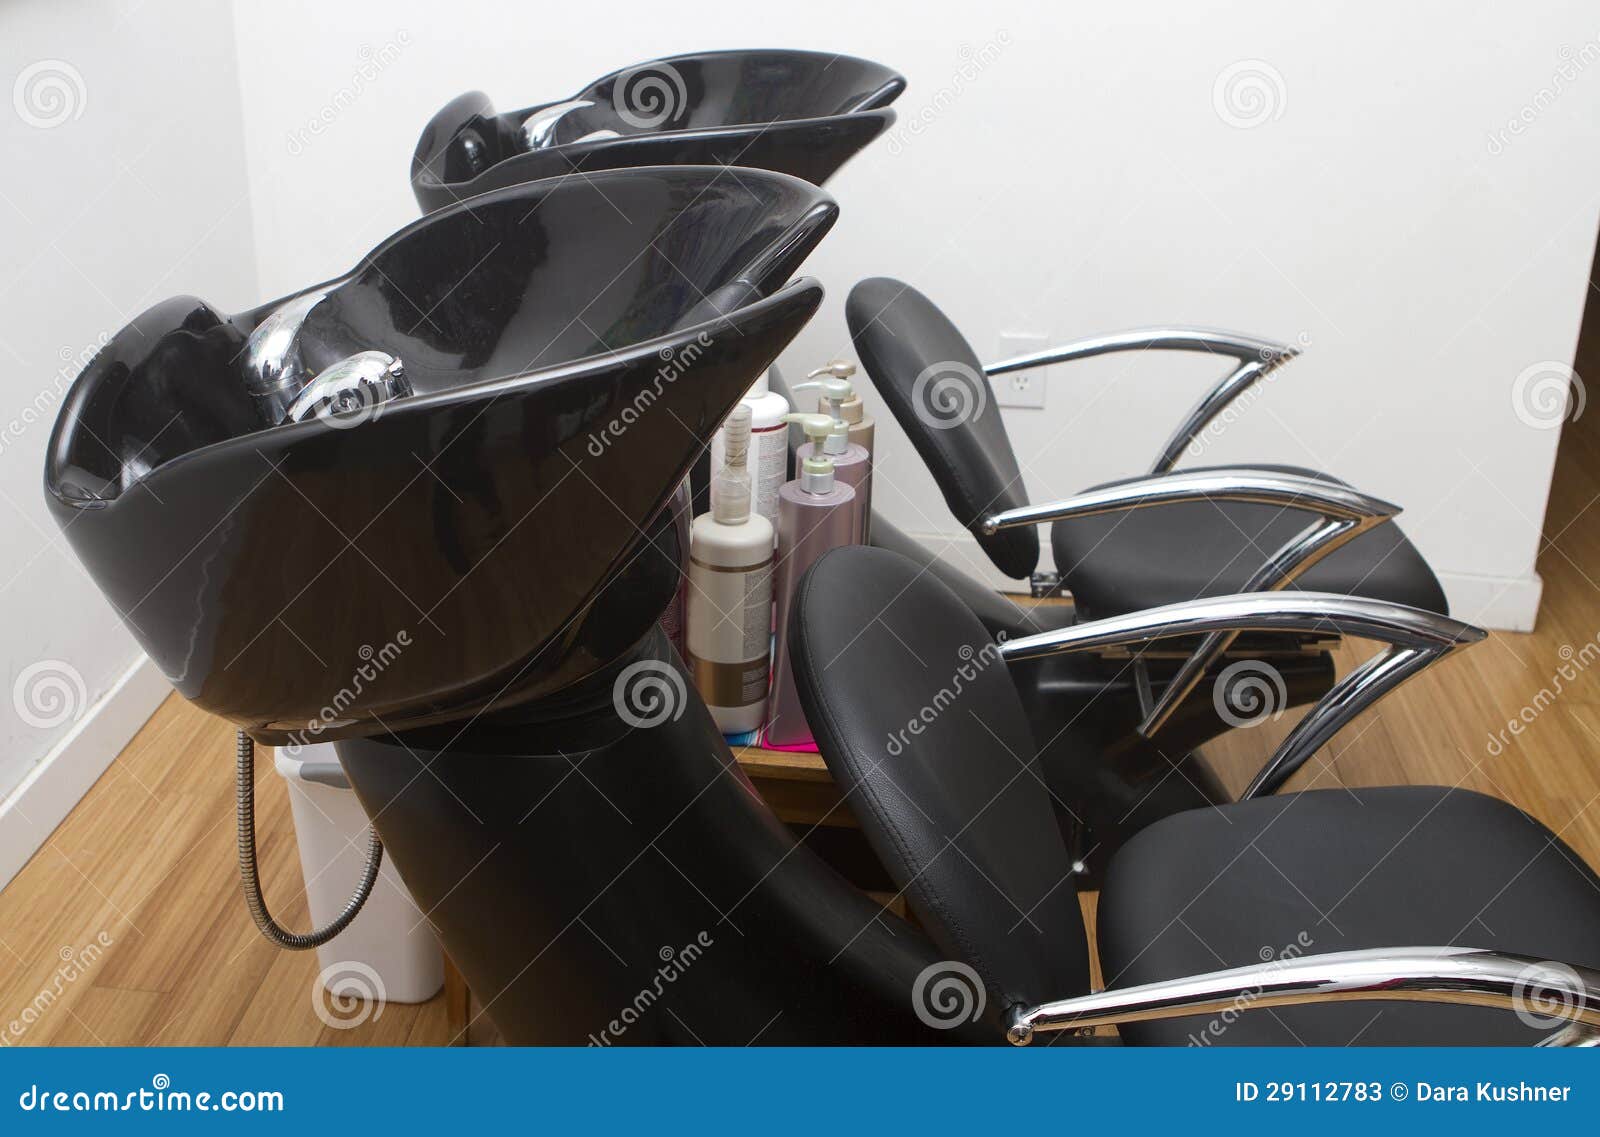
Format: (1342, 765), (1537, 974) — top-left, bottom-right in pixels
(995, 331), (1048, 409)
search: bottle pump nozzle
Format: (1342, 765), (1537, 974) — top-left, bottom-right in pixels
(712, 405), (754, 523)
(793, 364), (856, 455)
(782, 412), (838, 493)
(806, 359), (856, 382)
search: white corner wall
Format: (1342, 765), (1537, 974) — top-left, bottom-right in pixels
(226, 0), (1600, 632)
(0, 0), (259, 882)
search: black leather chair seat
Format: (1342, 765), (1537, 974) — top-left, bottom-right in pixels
(1098, 786), (1600, 1046)
(1050, 464), (1447, 618)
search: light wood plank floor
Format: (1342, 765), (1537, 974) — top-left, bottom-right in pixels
(3, 415), (1597, 1046)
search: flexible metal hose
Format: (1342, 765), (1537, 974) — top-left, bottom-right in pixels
(236, 730), (383, 950)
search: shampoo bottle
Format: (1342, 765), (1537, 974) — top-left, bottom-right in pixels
(792, 374), (871, 543)
(709, 367), (789, 538)
(687, 405), (775, 735)
(765, 414), (860, 750)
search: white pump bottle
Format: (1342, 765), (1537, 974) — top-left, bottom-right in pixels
(687, 405), (775, 735)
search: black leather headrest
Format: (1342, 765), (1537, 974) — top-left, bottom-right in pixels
(846, 278), (1038, 579)
(790, 544), (1090, 1016)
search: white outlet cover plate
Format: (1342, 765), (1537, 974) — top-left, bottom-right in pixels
(995, 331), (1048, 409)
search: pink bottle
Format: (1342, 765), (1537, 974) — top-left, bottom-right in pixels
(765, 414), (859, 750)
(792, 372), (871, 543)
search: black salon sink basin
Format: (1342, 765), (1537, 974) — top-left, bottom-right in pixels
(411, 49), (903, 212)
(46, 166), (835, 743)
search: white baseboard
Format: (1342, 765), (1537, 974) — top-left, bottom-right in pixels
(1437, 570), (1544, 632)
(901, 528), (1545, 632)
(0, 654), (171, 893)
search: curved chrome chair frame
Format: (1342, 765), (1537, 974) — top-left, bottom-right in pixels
(986, 469), (1402, 739)
(983, 326), (1301, 477)
(1007, 946), (1600, 1047)
(1000, 589), (1483, 798)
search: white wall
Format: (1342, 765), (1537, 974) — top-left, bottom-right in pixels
(226, 0), (1600, 630)
(0, 2), (257, 818)
(0, 0), (1587, 871)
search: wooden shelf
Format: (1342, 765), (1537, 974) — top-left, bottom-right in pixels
(734, 743), (856, 828)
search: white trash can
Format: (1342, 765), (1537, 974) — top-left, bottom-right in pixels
(274, 743), (445, 1004)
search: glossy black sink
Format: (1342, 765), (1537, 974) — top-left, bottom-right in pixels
(411, 49), (903, 212)
(47, 167), (835, 743)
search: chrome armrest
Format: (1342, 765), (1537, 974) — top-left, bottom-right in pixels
(983, 327), (1294, 375)
(984, 469), (1401, 737)
(1006, 946), (1600, 1046)
(982, 327), (1300, 476)
(999, 592), (1484, 798)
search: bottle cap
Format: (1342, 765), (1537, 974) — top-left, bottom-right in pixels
(722, 403), (752, 467)
(782, 413), (837, 492)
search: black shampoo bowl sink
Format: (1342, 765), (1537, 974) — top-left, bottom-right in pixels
(46, 167), (835, 744)
(411, 50), (903, 212)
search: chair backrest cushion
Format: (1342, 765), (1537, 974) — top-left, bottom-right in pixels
(846, 278), (1038, 578)
(789, 544), (1090, 1017)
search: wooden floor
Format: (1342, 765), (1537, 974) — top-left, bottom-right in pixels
(3, 413), (1597, 1046)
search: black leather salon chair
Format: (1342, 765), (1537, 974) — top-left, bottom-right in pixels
(844, 277), (1446, 620)
(791, 545), (1600, 1045)
(801, 278), (1454, 862)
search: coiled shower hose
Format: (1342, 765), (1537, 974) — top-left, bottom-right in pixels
(236, 730), (383, 950)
